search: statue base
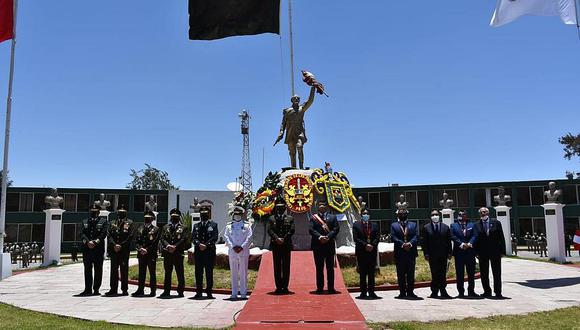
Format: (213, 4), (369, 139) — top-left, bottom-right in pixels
(542, 203), (566, 263)
(441, 208), (454, 227)
(494, 206), (512, 255)
(99, 210), (111, 259)
(280, 169), (315, 251)
(43, 209), (65, 267)
(0, 253), (11, 280)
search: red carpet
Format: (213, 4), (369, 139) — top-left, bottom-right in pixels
(235, 251), (367, 329)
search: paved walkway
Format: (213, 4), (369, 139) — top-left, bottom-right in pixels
(0, 258), (247, 328)
(235, 251), (366, 329)
(353, 257), (580, 323)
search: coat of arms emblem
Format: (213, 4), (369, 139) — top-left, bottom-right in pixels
(283, 174), (314, 213)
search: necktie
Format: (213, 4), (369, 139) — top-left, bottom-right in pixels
(484, 221), (489, 235)
(435, 223), (439, 233)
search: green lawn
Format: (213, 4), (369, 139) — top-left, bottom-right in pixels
(0, 302), (226, 330)
(369, 306), (580, 330)
(342, 256), (464, 287)
(128, 260), (258, 290)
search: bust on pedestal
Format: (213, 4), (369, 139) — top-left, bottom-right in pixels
(96, 193), (111, 259)
(145, 195), (158, 226)
(43, 188), (65, 266)
(439, 193), (455, 227)
(542, 182), (566, 263)
(493, 186), (513, 255)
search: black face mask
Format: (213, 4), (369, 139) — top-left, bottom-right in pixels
(118, 212), (127, 219)
(398, 214), (408, 221)
(200, 213), (209, 221)
(90, 211), (99, 218)
(275, 207), (285, 215)
(171, 216), (180, 223)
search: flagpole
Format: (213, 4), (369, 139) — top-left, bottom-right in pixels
(575, 0), (580, 40)
(287, 0), (296, 96)
(0, 0), (18, 253)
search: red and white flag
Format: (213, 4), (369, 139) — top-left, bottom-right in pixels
(0, 0), (13, 43)
(574, 229), (580, 250)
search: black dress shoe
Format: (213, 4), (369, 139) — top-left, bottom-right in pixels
(468, 292), (479, 298)
(274, 288), (283, 294)
(315, 289), (324, 294)
(327, 289), (338, 294)
(457, 293), (465, 298)
(76, 291), (92, 297)
(440, 291), (452, 299)
(177, 292), (185, 298)
(159, 291), (171, 298)
(368, 292), (379, 299)
(281, 288), (289, 294)
(104, 291), (118, 297)
(357, 292), (368, 299)
(407, 293), (419, 299)
(429, 293), (438, 298)
(193, 293), (203, 299)
(495, 293), (504, 299)
(92, 291), (101, 296)
(121, 291), (129, 296)
(131, 291), (145, 297)
(395, 294), (406, 299)
(149, 291), (156, 297)
(481, 292), (492, 298)
(206, 293), (213, 299)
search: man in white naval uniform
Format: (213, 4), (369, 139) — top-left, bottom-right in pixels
(224, 206), (253, 299)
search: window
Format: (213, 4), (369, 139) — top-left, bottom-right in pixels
(118, 194), (130, 211)
(77, 194), (89, 212)
(405, 191), (417, 209)
(530, 186), (544, 205)
(6, 193), (19, 212)
(379, 192), (391, 210)
(64, 194), (77, 212)
(32, 224), (45, 242)
(368, 192), (380, 209)
(134, 194), (145, 212)
(33, 193), (45, 212)
(563, 185), (578, 205)
(417, 191), (429, 208)
(533, 218), (546, 235)
(473, 189), (486, 208)
(517, 187), (531, 206)
(5, 224), (17, 242)
(62, 223), (77, 242)
(18, 224), (32, 242)
(157, 194), (168, 212)
(457, 189), (469, 208)
(19, 193), (33, 212)
(518, 218), (533, 237)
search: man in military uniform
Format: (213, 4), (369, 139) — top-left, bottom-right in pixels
(565, 232), (573, 257)
(224, 206), (253, 300)
(538, 233), (547, 257)
(105, 205), (134, 296)
(192, 204), (218, 299)
(309, 200), (340, 294)
(524, 232), (532, 252)
(132, 210), (161, 297)
(532, 232), (539, 254)
(159, 208), (186, 298)
(71, 242), (79, 262)
(511, 234), (518, 256)
(267, 198), (295, 294)
(77, 203), (108, 296)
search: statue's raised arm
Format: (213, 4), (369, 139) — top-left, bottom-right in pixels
(302, 86), (316, 112)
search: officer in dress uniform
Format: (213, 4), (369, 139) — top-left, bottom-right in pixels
(267, 197), (295, 294)
(77, 203), (108, 296)
(192, 204), (218, 299)
(391, 209), (419, 299)
(159, 208), (186, 298)
(538, 233), (547, 257)
(224, 206), (253, 300)
(353, 209), (379, 299)
(132, 210), (160, 297)
(309, 200), (340, 294)
(105, 205), (134, 296)
(511, 234), (518, 256)
(450, 211), (478, 298)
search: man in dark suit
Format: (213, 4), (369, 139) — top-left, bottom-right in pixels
(132, 210), (160, 297)
(450, 211), (478, 298)
(473, 207), (506, 298)
(159, 208), (187, 298)
(78, 203), (108, 296)
(267, 198), (295, 294)
(422, 209), (452, 299)
(353, 209), (380, 299)
(309, 200), (340, 294)
(390, 209), (419, 299)
(192, 204), (219, 299)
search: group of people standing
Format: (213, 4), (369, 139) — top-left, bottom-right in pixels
(390, 207), (506, 299)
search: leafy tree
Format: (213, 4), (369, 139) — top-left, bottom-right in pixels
(126, 163), (178, 190)
(559, 133), (580, 160)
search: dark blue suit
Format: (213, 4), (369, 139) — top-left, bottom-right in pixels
(450, 221), (477, 295)
(309, 212), (339, 291)
(390, 221), (418, 296)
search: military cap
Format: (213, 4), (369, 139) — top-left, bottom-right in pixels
(199, 204), (211, 213)
(144, 210), (155, 219)
(170, 208), (182, 217)
(117, 204), (127, 212)
(233, 206), (245, 214)
(274, 195), (286, 207)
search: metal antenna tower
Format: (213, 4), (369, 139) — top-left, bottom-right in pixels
(239, 110), (252, 195)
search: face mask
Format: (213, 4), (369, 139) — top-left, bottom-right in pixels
(90, 211), (99, 218)
(171, 216), (180, 223)
(431, 215), (440, 223)
(201, 213), (209, 221)
(118, 212), (127, 219)
(233, 215), (242, 222)
(361, 215), (370, 222)
(398, 215), (407, 221)
(481, 215), (489, 221)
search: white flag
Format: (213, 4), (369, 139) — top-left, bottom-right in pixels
(490, 0), (578, 27)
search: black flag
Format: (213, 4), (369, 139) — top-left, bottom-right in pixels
(189, 0), (280, 40)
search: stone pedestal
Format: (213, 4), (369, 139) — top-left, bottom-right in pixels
(0, 252), (11, 280)
(280, 169), (314, 251)
(541, 203), (566, 263)
(153, 211), (159, 227)
(494, 205), (512, 256)
(441, 208), (454, 227)
(99, 210), (111, 259)
(43, 208), (65, 266)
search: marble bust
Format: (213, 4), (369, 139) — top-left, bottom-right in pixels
(439, 192), (454, 209)
(44, 188), (63, 209)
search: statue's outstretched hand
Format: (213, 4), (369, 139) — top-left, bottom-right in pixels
(274, 134), (283, 146)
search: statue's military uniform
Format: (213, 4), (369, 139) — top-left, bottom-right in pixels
(160, 215), (186, 296)
(267, 212), (295, 292)
(106, 212), (134, 295)
(80, 213), (108, 295)
(192, 217), (219, 297)
(134, 212), (160, 296)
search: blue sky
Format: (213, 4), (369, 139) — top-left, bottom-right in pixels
(0, 0), (578, 190)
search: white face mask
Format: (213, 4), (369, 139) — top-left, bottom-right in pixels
(361, 214), (370, 222)
(233, 215), (242, 222)
(431, 215), (440, 223)
(481, 215), (489, 221)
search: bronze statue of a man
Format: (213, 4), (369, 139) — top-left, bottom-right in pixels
(274, 86), (316, 169)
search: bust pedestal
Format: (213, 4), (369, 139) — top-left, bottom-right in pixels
(541, 203), (566, 263)
(280, 169), (315, 251)
(494, 205), (512, 256)
(153, 211), (159, 227)
(441, 208), (454, 227)
(99, 210), (111, 259)
(43, 208), (65, 266)
(0, 252), (11, 279)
